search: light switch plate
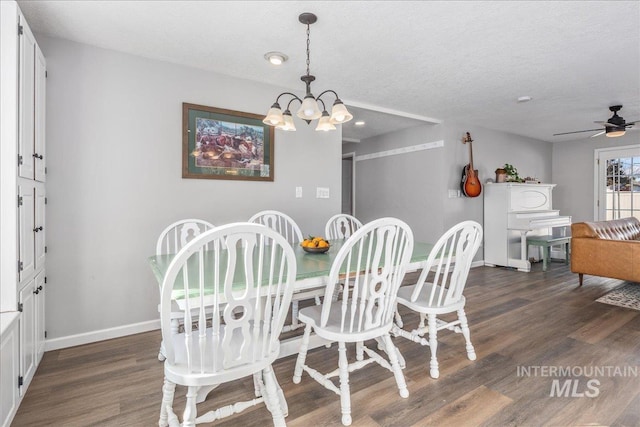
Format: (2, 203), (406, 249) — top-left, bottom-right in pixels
(295, 187), (302, 198)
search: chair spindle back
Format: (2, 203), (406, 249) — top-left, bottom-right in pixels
(322, 217), (414, 333)
(160, 223), (297, 373)
(411, 220), (483, 307)
(325, 214), (363, 240)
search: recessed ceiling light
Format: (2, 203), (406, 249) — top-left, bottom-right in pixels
(354, 121), (365, 126)
(264, 51), (288, 65)
(517, 96), (533, 103)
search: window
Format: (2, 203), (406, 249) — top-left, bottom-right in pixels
(595, 145), (640, 221)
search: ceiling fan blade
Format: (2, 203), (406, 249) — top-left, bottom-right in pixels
(590, 131), (605, 138)
(553, 129), (603, 136)
(625, 121), (638, 126)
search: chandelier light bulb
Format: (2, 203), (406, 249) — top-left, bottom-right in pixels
(297, 95), (322, 120)
(316, 111), (336, 132)
(329, 100), (353, 124)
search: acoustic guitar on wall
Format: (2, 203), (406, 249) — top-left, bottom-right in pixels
(460, 132), (482, 198)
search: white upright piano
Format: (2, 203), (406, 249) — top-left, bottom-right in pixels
(484, 182), (571, 272)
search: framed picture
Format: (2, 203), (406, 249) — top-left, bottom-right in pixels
(182, 103), (274, 181)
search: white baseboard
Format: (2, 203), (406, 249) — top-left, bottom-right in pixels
(471, 260), (484, 268)
(44, 319), (160, 351)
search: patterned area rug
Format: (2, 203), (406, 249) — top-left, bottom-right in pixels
(596, 283), (640, 311)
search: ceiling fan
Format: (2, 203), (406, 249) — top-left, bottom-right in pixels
(553, 105), (638, 138)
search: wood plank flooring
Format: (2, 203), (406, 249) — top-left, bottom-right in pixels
(13, 263), (640, 426)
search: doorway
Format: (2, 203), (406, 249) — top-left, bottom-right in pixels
(594, 145), (640, 221)
(341, 153), (355, 215)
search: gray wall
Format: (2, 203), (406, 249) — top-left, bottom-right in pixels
(344, 124), (446, 243)
(552, 132), (639, 223)
(39, 36), (341, 341)
(344, 121), (554, 258)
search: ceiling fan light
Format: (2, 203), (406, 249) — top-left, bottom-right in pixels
(263, 103), (285, 126)
(606, 127), (626, 138)
(329, 100), (353, 124)
(316, 111), (336, 131)
(297, 95), (322, 120)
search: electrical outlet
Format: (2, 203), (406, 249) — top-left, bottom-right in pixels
(316, 187), (330, 199)
(448, 189), (460, 198)
(295, 187), (302, 198)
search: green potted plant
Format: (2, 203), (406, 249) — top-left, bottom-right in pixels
(503, 164), (522, 182)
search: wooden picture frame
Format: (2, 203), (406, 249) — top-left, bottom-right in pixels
(182, 103), (274, 181)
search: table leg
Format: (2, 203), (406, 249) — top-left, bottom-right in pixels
(543, 245), (549, 271)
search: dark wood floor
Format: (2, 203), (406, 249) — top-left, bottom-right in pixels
(13, 262), (640, 426)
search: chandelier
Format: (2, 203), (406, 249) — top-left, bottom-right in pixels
(262, 13), (353, 132)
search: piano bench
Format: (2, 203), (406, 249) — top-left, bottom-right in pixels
(526, 235), (571, 272)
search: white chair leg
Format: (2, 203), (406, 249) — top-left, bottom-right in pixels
(314, 295), (321, 305)
(158, 341), (167, 362)
(394, 307), (404, 328)
(171, 318), (180, 334)
(182, 386), (198, 427)
(262, 365), (287, 427)
(159, 377), (176, 427)
(253, 372), (262, 397)
(338, 341), (352, 426)
(458, 308), (476, 361)
(356, 341), (364, 361)
(427, 313), (440, 379)
(291, 300), (300, 329)
(418, 312), (427, 333)
(331, 283), (343, 302)
(293, 323), (312, 384)
(382, 333), (409, 398)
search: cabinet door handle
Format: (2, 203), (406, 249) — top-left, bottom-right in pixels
(38, 285), (43, 291)
(33, 289), (39, 295)
(32, 153), (43, 160)
(33, 226), (43, 232)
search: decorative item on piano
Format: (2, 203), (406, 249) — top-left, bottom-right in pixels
(503, 163), (523, 182)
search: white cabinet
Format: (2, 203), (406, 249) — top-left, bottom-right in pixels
(0, 2), (46, 425)
(18, 183), (35, 281)
(34, 47), (46, 183)
(18, 15), (36, 181)
(35, 272), (46, 360)
(1, 313), (20, 427)
(18, 281), (36, 394)
(18, 272), (45, 394)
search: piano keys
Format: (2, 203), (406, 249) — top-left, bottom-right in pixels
(484, 182), (571, 272)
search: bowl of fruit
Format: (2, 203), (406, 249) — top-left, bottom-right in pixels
(301, 236), (330, 254)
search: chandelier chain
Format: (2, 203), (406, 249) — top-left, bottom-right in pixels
(305, 24), (311, 77)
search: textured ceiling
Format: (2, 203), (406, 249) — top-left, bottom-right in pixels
(16, 0), (640, 143)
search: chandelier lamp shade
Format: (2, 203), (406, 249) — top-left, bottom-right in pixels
(263, 13), (353, 132)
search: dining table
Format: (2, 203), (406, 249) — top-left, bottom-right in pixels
(148, 239), (434, 359)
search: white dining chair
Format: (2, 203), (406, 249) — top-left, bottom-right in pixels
(158, 222), (297, 427)
(248, 210), (303, 245)
(324, 214), (363, 301)
(249, 210), (321, 332)
(325, 213), (363, 240)
(155, 219), (215, 361)
(292, 217), (414, 426)
(393, 220), (483, 379)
